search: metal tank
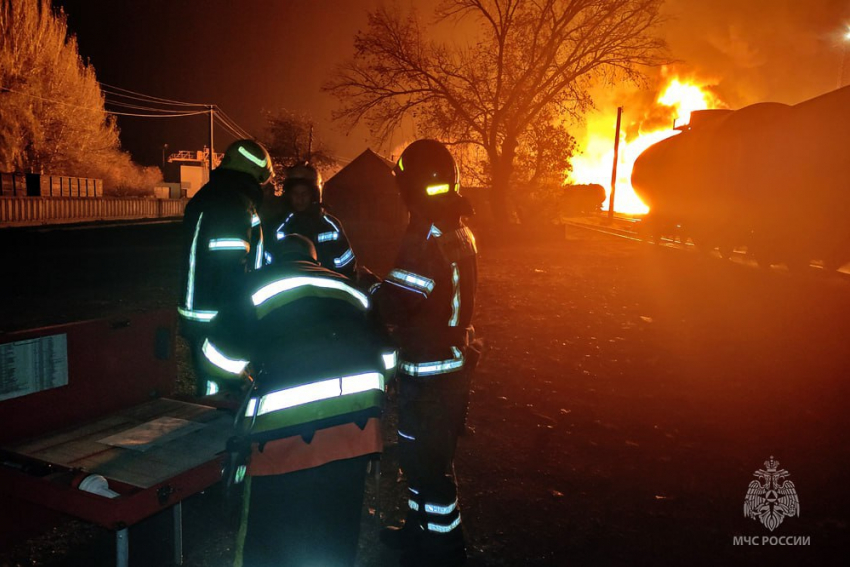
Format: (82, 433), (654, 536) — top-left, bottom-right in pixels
(631, 86), (850, 268)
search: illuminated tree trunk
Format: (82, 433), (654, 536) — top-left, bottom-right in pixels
(489, 137), (517, 225)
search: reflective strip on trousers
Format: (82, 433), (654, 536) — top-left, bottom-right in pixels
(428, 516), (462, 534)
(409, 499), (457, 515)
(399, 347), (464, 377)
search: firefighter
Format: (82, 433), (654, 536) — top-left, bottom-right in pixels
(199, 234), (391, 567)
(273, 163), (358, 278)
(375, 139), (479, 567)
(178, 139), (273, 397)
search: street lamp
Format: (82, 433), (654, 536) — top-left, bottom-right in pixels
(162, 143), (169, 172)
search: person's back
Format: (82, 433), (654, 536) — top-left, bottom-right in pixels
(200, 235), (388, 567)
(180, 168), (265, 321)
(178, 140), (273, 396)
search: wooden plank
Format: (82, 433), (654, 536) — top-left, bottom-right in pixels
(12, 400), (196, 463)
(6, 399), (231, 488)
(8, 399), (187, 454)
(11, 415), (135, 455)
(72, 416), (232, 488)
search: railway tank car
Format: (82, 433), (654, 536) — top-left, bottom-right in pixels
(631, 86), (850, 270)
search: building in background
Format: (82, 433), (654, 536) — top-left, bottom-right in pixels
(323, 149), (407, 245)
(166, 148), (222, 199)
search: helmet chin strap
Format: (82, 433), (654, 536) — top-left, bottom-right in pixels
(409, 194), (473, 224)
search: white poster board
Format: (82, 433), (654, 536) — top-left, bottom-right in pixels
(0, 333), (69, 402)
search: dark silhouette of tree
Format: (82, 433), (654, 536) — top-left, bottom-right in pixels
(0, 0), (160, 194)
(262, 109), (338, 182)
(325, 0), (666, 223)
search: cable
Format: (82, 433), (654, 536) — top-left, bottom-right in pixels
(215, 106), (253, 139)
(104, 99), (206, 114)
(2, 85), (209, 117)
(101, 88), (205, 110)
(214, 114), (246, 140)
(98, 81), (208, 107)
(215, 111), (247, 137)
(110, 110), (208, 118)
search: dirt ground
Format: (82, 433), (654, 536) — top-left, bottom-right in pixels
(1, 222), (849, 566)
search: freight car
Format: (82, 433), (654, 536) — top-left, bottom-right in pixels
(0, 173), (103, 198)
(631, 86), (850, 270)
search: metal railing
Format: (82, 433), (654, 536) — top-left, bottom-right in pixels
(0, 197), (187, 227)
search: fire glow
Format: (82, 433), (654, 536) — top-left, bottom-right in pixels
(569, 77), (725, 215)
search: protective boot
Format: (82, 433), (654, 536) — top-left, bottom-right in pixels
(400, 542), (466, 567)
(379, 510), (420, 550)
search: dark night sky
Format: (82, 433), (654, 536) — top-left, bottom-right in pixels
(55, 0), (388, 168)
(55, 0), (850, 170)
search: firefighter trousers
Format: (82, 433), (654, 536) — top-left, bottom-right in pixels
(397, 370), (468, 556)
(235, 455), (369, 567)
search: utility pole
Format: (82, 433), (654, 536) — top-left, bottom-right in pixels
(208, 105), (215, 172)
(307, 123), (314, 162)
(608, 106), (623, 220)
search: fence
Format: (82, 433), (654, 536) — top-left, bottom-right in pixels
(0, 197), (187, 228)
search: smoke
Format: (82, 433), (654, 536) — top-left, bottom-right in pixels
(575, 0), (850, 151)
(662, 0), (850, 105)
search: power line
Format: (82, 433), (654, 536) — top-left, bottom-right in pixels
(215, 106), (253, 139)
(214, 115), (246, 140)
(98, 84), (255, 140)
(100, 87), (205, 110)
(98, 81), (208, 107)
(215, 111), (248, 137)
(104, 99), (207, 114)
(109, 109), (208, 118)
(1, 85), (208, 117)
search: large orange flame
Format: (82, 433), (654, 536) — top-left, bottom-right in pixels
(569, 77), (725, 215)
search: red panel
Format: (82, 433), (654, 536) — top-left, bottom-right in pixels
(0, 310), (177, 446)
(0, 456), (224, 530)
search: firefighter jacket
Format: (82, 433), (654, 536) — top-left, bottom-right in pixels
(200, 259), (391, 476)
(375, 218), (478, 378)
(274, 207), (357, 278)
(178, 169), (266, 329)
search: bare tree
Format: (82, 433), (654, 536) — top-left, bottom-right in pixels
(325, 0), (666, 223)
(262, 109), (338, 181)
